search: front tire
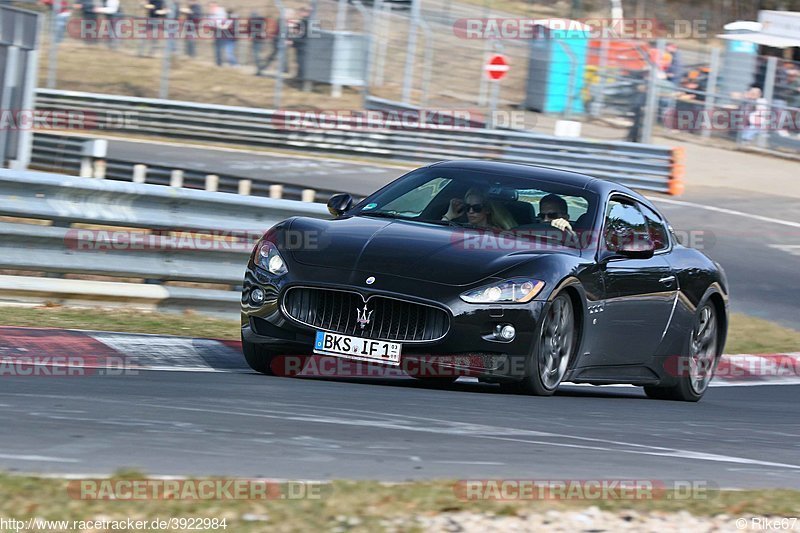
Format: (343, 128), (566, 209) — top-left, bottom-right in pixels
(645, 301), (720, 402)
(512, 292), (577, 396)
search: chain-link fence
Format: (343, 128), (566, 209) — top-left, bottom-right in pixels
(31, 0), (800, 156)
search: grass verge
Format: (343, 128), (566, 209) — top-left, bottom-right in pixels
(1, 472), (799, 533)
(0, 306), (797, 355)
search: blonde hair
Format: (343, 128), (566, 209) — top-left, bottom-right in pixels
(464, 188), (514, 230)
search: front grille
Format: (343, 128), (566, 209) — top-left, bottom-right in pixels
(281, 287), (450, 342)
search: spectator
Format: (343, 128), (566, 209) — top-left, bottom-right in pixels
(292, 6), (310, 81)
(665, 43), (683, 83)
(774, 61), (799, 108)
(260, 9), (292, 75)
(740, 87), (764, 143)
(74, 0), (97, 44)
(42, 0), (72, 45)
(208, 1), (227, 66)
(138, 0), (167, 56)
(222, 8), (239, 66)
(180, 1), (202, 58)
(627, 82), (647, 143)
(94, 0), (121, 49)
(787, 68), (800, 109)
(248, 10), (267, 75)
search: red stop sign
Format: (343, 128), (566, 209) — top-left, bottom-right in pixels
(485, 54), (510, 81)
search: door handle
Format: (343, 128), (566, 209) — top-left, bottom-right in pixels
(659, 275), (676, 286)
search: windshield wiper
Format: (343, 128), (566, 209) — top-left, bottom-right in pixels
(358, 211), (410, 220)
(359, 212), (463, 227)
(423, 218), (463, 227)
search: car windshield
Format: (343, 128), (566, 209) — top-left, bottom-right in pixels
(351, 167), (599, 249)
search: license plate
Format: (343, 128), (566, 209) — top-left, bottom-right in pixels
(313, 331), (401, 365)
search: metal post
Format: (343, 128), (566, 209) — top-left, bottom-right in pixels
(12, 17), (41, 170)
(368, 0), (383, 90)
(273, 0), (287, 109)
(641, 39), (664, 144)
(373, 4), (390, 87)
(336, 0), (348, 30)
(701, 48), (720, 139)
(487, 79), (500, 129)
(159, 2), (173, 99)
(350, 0), (373, 106)
(758, 56), (777, 149)
(0, 46), (19, 166)
(478, 40), (490, 106)
(593, 38), (610, 117)
(401, 0), (420, 103)
(419, 20), (433, 107)
(47, 0), (59, 89)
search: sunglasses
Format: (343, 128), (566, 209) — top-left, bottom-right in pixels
(538, 211), (562, 220)
(465, 203), (485, 213)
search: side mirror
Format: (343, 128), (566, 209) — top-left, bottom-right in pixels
(327, 193), (353, 217)
(601, 233), (655, 261)
(616, 237), (656, 260)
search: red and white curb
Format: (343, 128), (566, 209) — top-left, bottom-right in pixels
(0, 326), (797, 386)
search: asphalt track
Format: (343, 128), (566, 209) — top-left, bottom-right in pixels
(2, 141), (797, 487)
(1, 368), (799, 487)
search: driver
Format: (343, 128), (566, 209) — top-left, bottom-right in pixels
(442, 188), (501, 230)
(538, 194), (576, 236)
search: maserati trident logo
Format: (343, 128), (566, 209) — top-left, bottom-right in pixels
(356, 304), (374, 330)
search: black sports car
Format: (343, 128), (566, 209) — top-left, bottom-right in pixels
(241, 161), (729, 401)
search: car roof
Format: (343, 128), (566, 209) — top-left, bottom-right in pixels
(428, 159), (654, 208)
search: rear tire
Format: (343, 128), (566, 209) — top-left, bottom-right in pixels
(645, 301), (720, 402)
(514, 292), (577, 396)
(241, 335), (279, 375)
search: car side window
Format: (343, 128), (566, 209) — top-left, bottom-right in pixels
(638, 203), (670, 251)
(603, 198), (650, 252)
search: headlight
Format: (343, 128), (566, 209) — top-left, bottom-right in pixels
(460, 279), (545, 304)
(255, 240), (288, 276)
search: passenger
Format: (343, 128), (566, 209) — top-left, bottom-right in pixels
(538, 194), (576, 236)
(442, 188), (501, 230)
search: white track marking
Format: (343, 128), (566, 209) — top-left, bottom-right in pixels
(88, 334), (216, 370)
(146, 403), (800, 471)
(0, 453), (79, 463)
(769, 244), (800, 257)
(651, 197), (800, 228)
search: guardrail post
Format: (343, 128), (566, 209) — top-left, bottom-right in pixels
(133, 164), (147, 183)
(93, 159), (107, 179)
(238, 179), (252, 195)
(205, 174), (219, 192)
(269, 184), (283, 199)
(170, 169), (184, 188)
(80, 140), (107, 178)
(301, 189), (316, 202)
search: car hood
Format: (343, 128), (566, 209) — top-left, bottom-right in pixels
(285, 216), (579, 286)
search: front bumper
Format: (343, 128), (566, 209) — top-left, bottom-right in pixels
(241, 264), (546, 380)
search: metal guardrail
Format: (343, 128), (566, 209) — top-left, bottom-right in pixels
(30, 132), (341, 203)
(0, 168), (328, 315)
(34, 89), (685, 195)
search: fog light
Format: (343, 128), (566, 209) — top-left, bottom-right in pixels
(250, 287), (265, 305)
(496, 324), (516, 341)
